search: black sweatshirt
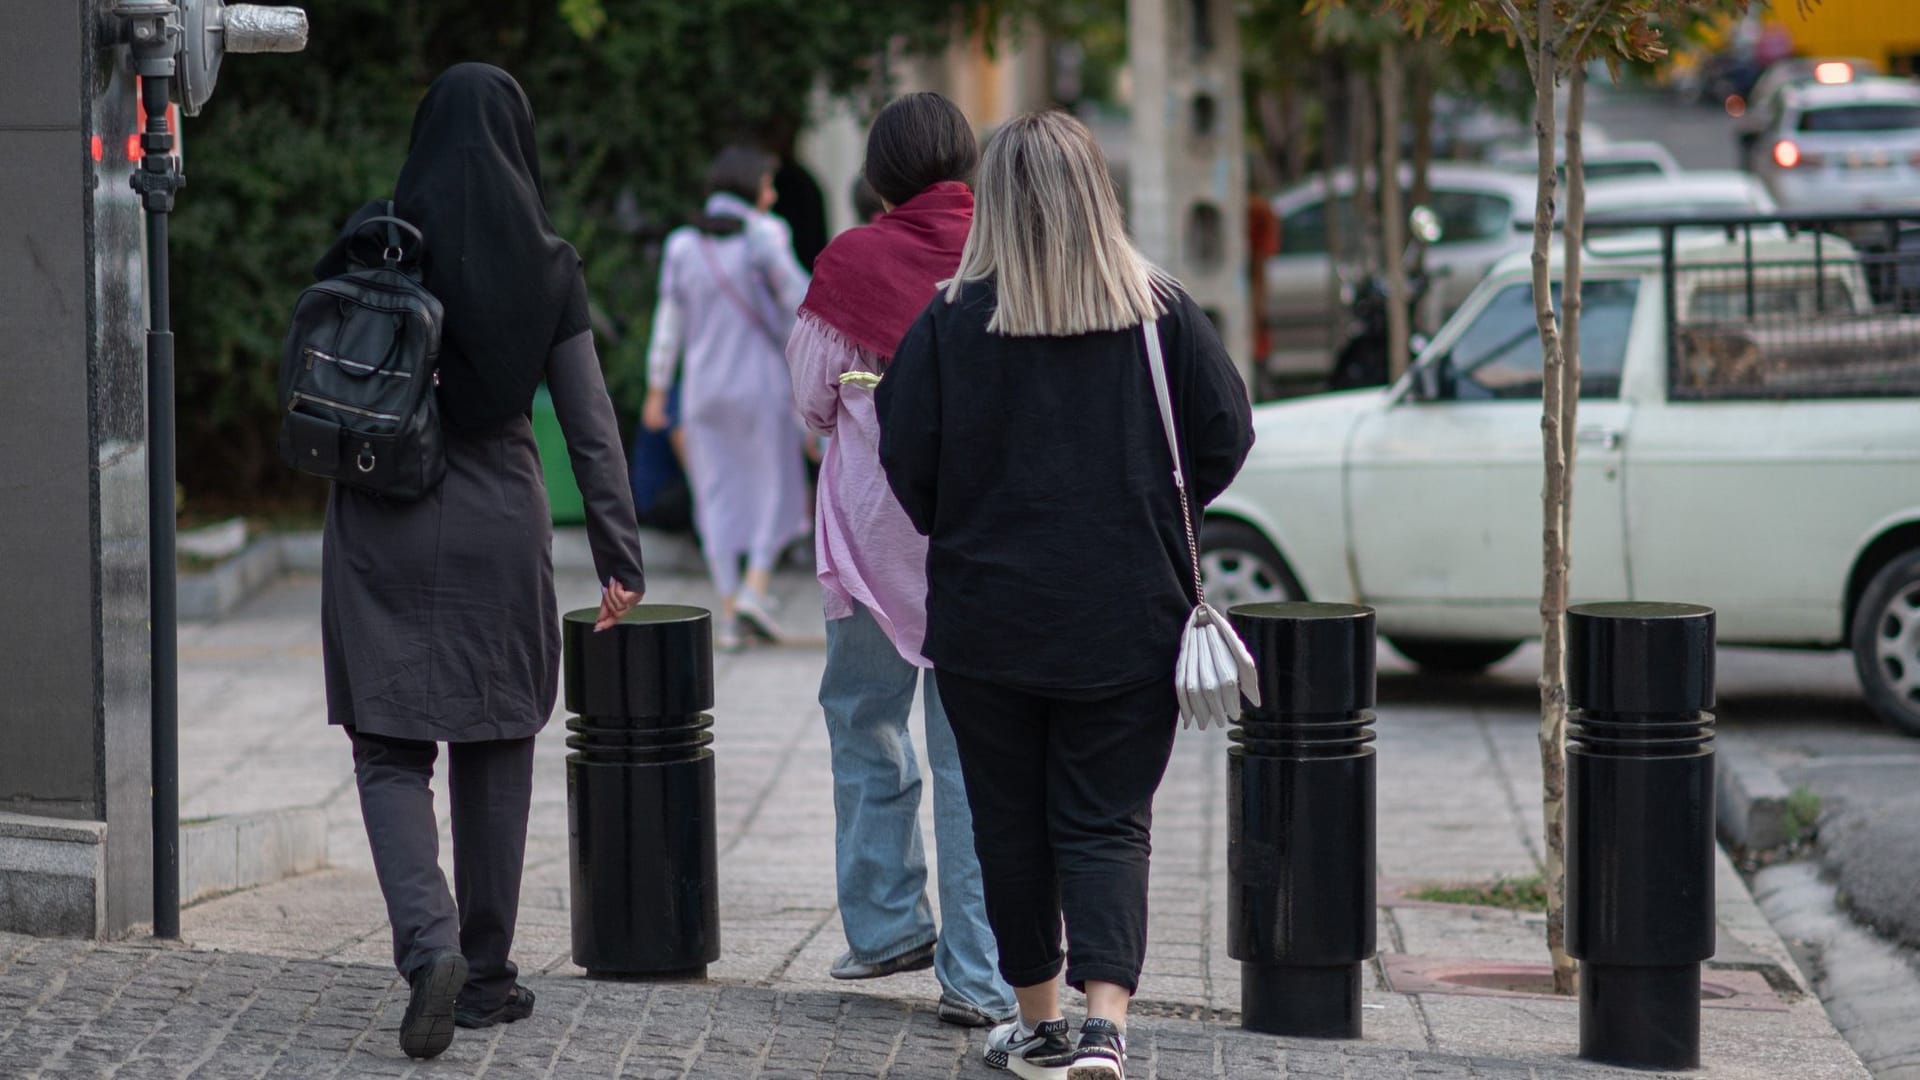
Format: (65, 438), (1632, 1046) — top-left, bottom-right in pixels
(877, 280), (1255, 694)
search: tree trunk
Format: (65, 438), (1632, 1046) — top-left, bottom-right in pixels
(1410, 42), (1436, 213)
(1380, 41), (1411, 380)
(1526, 5), (1577, 1000)
(1563, 64), (1588, 550)
(1323, 55), (1350, 359)
(1284, 81), (1310, 183)
(1350, 67), (1379, 277)
(1409, 42), (1437, 299)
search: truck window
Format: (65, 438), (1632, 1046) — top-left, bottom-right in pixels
(1447, 280), (1639, 400)
(1426, 190), (1512, 243)
(1279, 197), (1355, 257)
(1798, 104), (1920, 132)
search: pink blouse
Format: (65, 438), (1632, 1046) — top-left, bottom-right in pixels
(785, 312), (931, 667)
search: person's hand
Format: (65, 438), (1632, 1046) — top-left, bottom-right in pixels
(642, 390), (671, 433)
(595, 578), (643, 631)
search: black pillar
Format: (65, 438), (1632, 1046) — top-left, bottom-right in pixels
(1227, 601), (1377, 1039)
(562, 605), (720, 978)
(1566, 601), (1716, 1071)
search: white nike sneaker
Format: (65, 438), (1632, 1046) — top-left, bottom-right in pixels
(984, 1017), (1073, 1080)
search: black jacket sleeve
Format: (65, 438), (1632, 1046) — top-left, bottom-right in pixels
(548, 328), (647, 594)
(876, 307), (942, 537)
(1176, 293), (1256, 507)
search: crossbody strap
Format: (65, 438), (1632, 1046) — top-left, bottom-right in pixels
(1142, 318), (1206, 605)
(696, 236), (785, 352)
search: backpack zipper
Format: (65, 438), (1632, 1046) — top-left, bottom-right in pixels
(305, 346), (414, 378)
(289, 391), (402, 423)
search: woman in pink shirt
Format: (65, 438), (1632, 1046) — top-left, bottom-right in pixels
(785, 92), (1012, 1028)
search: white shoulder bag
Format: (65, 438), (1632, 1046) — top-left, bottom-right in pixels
(1142, 317), (1262, 730)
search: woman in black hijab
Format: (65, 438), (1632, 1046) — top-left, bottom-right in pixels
(317, 63), (646, 1060)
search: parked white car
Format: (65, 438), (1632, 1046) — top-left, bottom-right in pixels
(1486, 139), (1683, 183)
(1582, 171), (1777, 225)
(1753, 77), (1920, 213)
(1206, 224), (1920, 735)
(1265, 165), (1536, 374)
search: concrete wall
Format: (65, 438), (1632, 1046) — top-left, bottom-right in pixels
(1127, 0), (1252, 378)
(0, 0), (153, 937)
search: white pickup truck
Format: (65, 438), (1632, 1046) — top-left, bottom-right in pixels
(1204, 222), (1920, 735)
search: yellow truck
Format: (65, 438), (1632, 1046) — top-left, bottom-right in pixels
(1763, 0), (1920, 76)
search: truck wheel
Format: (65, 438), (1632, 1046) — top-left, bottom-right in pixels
(1199, 520), (1302, 609)
(1850, 550), (1920, 737)
(1388, 637), (1522, 674)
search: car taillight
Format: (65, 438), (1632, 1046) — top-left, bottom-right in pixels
(1774, 140), (1803, 168)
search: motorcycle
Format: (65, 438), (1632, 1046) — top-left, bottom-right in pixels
(1327, 206), (1444, 391)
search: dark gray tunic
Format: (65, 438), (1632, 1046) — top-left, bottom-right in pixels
(322, 330), (646, 742)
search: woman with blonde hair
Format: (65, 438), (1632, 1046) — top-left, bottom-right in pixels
(877, 110), (1254, 1080)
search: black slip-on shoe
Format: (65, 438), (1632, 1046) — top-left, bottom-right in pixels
(455, 983), (537, 1030)
(400, 949), (467, 1060)
(829, 940), (936, 980)
(937, 993), (1015, 1029)
(1066, 1017), (1127, 1080)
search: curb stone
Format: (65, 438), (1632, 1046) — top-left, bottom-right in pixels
(1754, 862), (1920, 1080)
(180, 807), (328, 908)
(1717, 740), (1793, 852)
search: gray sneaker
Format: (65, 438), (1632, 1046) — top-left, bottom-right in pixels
(734, 590), (785, 642)
(984, 1017), (1073, 1079)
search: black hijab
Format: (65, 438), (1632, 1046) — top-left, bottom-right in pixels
(320, 64), (582, 432)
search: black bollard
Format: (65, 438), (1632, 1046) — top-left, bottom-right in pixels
(562, 604), (720, 978)
(1566, 602), (1716, 1070)
(1227, 601), (1377, 1039)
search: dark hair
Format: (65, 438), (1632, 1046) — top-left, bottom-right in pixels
(851, 175), (886, 223)
(862, 92), (978, 208)
(697, 143), (777, 234)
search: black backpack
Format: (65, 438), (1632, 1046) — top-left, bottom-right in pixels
(279, 205), (445, 500)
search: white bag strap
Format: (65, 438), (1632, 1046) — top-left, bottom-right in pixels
(1142, 318), (1207, 606)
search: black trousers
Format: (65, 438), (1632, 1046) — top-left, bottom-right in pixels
(347, 728), (537, 1011)
(936, 671), (1178, 995)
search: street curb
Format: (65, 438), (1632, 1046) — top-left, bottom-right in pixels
(179, 527), (707, 621)
(1717, 741), (1794, 852)
(1754, 861), (1920, 1078)
(179, 807), (327, 907)
(177, 535), (291, 621)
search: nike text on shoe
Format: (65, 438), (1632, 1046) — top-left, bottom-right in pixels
(984, 1017), (1074, 1080)
(1067, 1017), (1127, 1080)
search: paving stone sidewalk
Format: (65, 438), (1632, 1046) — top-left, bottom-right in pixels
(0, 934), (1682, 1080)
(0, 555), (1870, 1078)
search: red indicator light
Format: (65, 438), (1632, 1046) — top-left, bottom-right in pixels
(90, 135), (104, 162)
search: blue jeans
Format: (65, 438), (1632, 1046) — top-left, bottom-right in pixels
(821, 604), (1013, 1015)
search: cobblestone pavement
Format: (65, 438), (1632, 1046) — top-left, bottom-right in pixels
(31, 560), (1862, 1078)
(0, 934), (1681, 1080)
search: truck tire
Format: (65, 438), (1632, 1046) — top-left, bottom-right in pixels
(1388, 637), (1522, 674)
(1199, 519), (1303, 609)
(1849, 549), (1920, 737)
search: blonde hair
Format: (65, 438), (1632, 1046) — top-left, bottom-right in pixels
(945, 110), (1170, 336)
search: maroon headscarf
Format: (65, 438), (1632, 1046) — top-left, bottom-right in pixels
(798, 180), (973, 359)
